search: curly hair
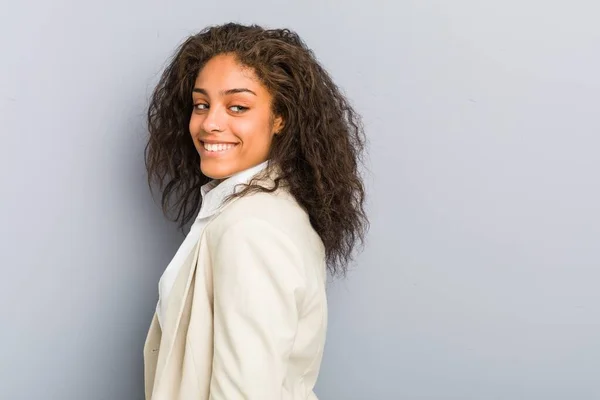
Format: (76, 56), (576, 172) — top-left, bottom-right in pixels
(145, 22), (368, 276)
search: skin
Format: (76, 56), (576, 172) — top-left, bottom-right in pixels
(189, 53), (284, 180)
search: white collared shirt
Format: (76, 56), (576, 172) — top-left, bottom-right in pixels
(156, 160), (270, 328)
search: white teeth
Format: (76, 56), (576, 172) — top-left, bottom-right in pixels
(203, 142), (235, 152)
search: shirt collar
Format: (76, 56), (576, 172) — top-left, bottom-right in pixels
(197, 160), (270, 220)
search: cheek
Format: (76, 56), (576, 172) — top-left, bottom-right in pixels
(232, 118), (273, 149)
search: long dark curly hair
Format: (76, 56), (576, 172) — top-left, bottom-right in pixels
(145, 22), (368, 276)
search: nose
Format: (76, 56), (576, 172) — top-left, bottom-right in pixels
(201, 107), (225, 133)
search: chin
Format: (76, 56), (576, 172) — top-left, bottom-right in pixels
(200, 161), (235, 180)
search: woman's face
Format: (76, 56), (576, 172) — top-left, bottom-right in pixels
(189, 54), (283, 180)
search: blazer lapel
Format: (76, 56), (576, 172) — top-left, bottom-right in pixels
(152, 239), (201, 394)
(144, 313), (161, 399)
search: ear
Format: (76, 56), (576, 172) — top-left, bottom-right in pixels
(272, 115), (285, 135)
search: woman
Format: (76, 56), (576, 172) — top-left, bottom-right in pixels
(144, 22), (367, 399)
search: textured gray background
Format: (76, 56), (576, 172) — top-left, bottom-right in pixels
(1, 0), (599, 399)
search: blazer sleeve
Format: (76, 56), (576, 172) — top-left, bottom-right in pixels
(208, 216), (306, 399)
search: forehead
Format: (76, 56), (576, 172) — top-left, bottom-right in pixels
(194, 54), (261, 89)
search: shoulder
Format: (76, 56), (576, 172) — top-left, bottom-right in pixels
(205, 188), (327, 295)
(227, 189), (304, 225)
(206, 189), (324, 257)
(208, 189), (308, 237)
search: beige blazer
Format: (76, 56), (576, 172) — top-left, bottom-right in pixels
(144, 187), (328, 399)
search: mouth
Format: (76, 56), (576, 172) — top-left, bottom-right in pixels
(200, 141), (238, 153)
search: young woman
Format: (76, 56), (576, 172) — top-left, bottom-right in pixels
(143, 22), (367, 400)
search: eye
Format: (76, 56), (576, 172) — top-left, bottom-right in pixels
(229, 105), (248, 113)
(194, 103), (209, 111)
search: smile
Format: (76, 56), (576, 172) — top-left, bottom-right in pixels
(202, 142), (237, 152)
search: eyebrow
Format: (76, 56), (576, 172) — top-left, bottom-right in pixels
(192, 88), (257, 96)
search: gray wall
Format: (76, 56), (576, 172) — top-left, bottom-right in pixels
(1, 1), (599, 399)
